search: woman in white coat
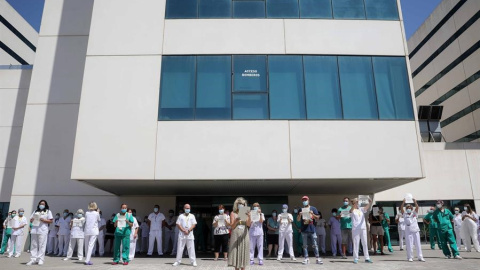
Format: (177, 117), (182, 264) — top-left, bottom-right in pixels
(63, 209), (85, 261)
(395, 209), (405, 251)
(277, 204), (296, 261)
(453, 207), (464, 250)
(461, 204), (480, 252)
(27, 200), (54, 266)
(84, 202), (100, 265)
(8, 208), (27, 258)
(400, 199), (425, 262)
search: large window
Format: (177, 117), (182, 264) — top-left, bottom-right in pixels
(158, 55), (414, 121)
(165, 0), (399, 20)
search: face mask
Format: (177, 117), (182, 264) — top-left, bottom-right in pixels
(219, 210), (224, 214)
(332, 212), (337, 216)
(238, 204), (244, 209)
(428, 210), (433, 213)
(64, 213), (68, 217)
(406, 209), (412, 214)
(282, 209), (287, 213)
(39, 205), (45, 210)
(464, 207), (468, 211)
(11, 214), (16, 218)
(455, 210), (459, 214)
(169, 213), (174, 217)
(303, 201), (309, 206)
(253, 207), (259, 211)
(294, 210), (298, 214)
(344, 202), (349, 206)
(154, 208), (159, 212)
(272, 213), (277, 217)
(436, 204), (442, 209)
(19, 212), (24, 216)
(121, 209), (127, 214)
(185, 209), (190, 214)
(78, 214), (83, 218)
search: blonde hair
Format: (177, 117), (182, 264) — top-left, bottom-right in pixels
(88, 202), (98, 211)
(76, 209), (85, 215)
(233, 197), (247, 213)
(351, 198), (358, 205)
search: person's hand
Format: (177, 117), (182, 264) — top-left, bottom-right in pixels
(413, 198), (416, 203)
(403, 199), (406, 203)
(134, 233), (138, 239)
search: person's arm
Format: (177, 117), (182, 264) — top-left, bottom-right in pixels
(212, 216), (219, 227)
(297, 211), (302, 222)
(400, 199), (405, 214)
(259, 210), (264, 223)
(363, 198), (372, 212)
(162, 220), (167, 228)
(395, 214), (400, 224)
(414, 199), (419, 213)
(368, 213), (374, 224)
(310, 210), (320, 220)
(230, 212), (238, 230)
(146, 215), (151, 226)
(246, 211), (252, 228)
(267, 218), (275, 232)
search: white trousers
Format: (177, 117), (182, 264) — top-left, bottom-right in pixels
(148, 230), (163, 255)
(84, 235), (97, 262)
(406, 231), (423, 260)
(175, 237), (196, 263)
(8, 235), (23, 256)
(278, 232), (294, 258)
(352, 229), (370, 261)
(30, 234), (48, 263)
(454, 227), (464, 248)
(66, 238), (84, 259)
(399, 230), (405, 249)
(331, 232), (342, 256)
(47, 236), (58, 254)
(129, 234), (138, 260)
(317, 233), (326, 254)
(461, 221), (480, 252)
(92, 232), (104, 256)
(164, 230), (175, 253)
(58, 234), (70, 255)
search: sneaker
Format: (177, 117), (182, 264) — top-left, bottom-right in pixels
(259, 260), (263, 265)
(63, 258), (69, 261)
(341, 255), (347, 259)
(408, 258), (413, 262)
(291, 256), (297, 261)
(250, 260), (254, 265)
(123, 262), (129, 265)
(365, 259), (373, 263)
(7, 254), (12, 258)
(419, 258), (425, 262)
(192, 262), (197, 267)
(26, 260), (35, 266)
(38, 261), (44, 266)
(316, 258), (323, 264)
(302, 258), (309, 265)
(14, 254), (20, 258)
(78, 257), (83, 261)
(85, 261), (93, 265)
(445, 255), (451, 259)
(454, 255), (462, 260)
(400, 248), (404, 251)
(112, 262), (119, 265)
(172, 262), (179, 266)
(276, 257), (282, 261)
(353, 259), (358, 264)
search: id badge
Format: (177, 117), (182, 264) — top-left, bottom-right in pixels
(237, 225), (245, 230)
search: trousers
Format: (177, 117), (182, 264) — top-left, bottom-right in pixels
(8, 234), (23, 256)
(249, 234), (263, 260)
(406, 231), (423, 259)
(84, 235), (97, 262)
(148, 230), (163, 255)
(398, 230), (405, 249)
(301, 232), (319, 258)
(114, 235), (130, 263)
(66, 237), (84, 259)
(438, 229), (459, 257)
(30, 234), (48, 263)
(175, 237), (196, 263)
(278, 231), (294, 258)
(331, 232), (342, 256)
(317, 233), (326, 254)
(352, 229), (370, 261)
(57, 234), (69, 255)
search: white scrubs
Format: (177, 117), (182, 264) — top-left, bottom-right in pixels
(164, 215), (177, 253)
(277, 213), (294, 259)
(29, 210), (53, 264)
(129, 216), (139, 260)
(403, 211), (423, 260)
(351, 208), (370, 262)
(453, 213), (464, 249)
(461, 211), (480, 252)
(57, 216), (71, 256)
(9, 215), (27, 257)
(66, 218), (85, 260)
(92, 217), (106, 256)
(175, 214), (197, 264)
(396, 213), (406, 250)
(147, 212), (165, 255)
(84, 211), (100, 263)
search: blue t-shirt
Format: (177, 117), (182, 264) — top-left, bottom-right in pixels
(301, 206), (319, 233)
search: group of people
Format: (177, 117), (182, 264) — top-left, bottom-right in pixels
(1, 197), (479, 268)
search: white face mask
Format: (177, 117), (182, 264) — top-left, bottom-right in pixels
(303, 201), (309, 206)
(154, 208), (159, 212)
(464, 207), (468, 211)
(282, 209), (288, 213)
(238, 204), (244, 209)
(406, 209), (412, 214)
(254, 207), (259, 211)
(455, 210), (459, 214)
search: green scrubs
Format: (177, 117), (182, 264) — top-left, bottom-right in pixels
(424, 212), (442, 249)
(0, 228), (12, 254)
(293, 216), (303, 255)
(113, 213), (134, 263)
(381, 213), (393, 252)
(433, 209), (459, 257)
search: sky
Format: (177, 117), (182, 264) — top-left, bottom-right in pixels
(7, 0), (442, 39)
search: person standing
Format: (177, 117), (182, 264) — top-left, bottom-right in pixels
(140, 216), (149, 253)
(0, 211), (13, 255)
(164, 210), (176, 254)
(338, 197), (352, 259)
(461, 204), (480, 252)
(228, 197), (251, 270)
(350, 197), (373, 264)
(277, 204), (296, 261)
(424, 206), (442, 250)
(57, 209), (71, 257)
(400, 199), (425, 262)
(368, 205), (384, 255)
(27, 200), (54, 266)
(92, 210), (106, 257)
(46, 213), (59, 255)
(194, 213), (207, 252)
(328, 208), (342, 258)
(315, 212), (327, 255)
(84, 203), (100, 265)
(104, 214), (116, 254)
(433, 200), (462, 259)
(127, 209), (139, 261)
(63, 209), (85, 261)
(453, 207), (464, 250)
(213, 205), (230, 261)
(112, 204), (135, 265)
(379, 207), (393, 253)
(292, 208), (303, 257)
(395, 209), (406, 251)
(147, 205), (165, 256)
(266, 210), (279, 257)
(173, 204), (197, 267)
(297, 196), (323, 265)
(248, 202), (264, 265)
(8, 208), (27, 258)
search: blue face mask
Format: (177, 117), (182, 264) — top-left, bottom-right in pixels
(39, 205), (45, 210)
(19, 212), (24, 216)
(254, 207), (259, 211)
(64, 213), (68, 217)
(154, 208), (159, 212)
(185, 209), (191, 214)
(121, 209), (127, 214)
(78, 214), (83, 218)
(11, 214), (16, 218)
(219, 209), (224, 214)
(406, 209), (412, 214)
(272, 213), (277, 217)
(303, 201), (309, 206)
(332, 212), (337, 216)
(294, 209), (298, 214)
(344, 202), (349, 206)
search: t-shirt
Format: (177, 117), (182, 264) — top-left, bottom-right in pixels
(315, 218), (326, 235)
(213, 214), (231, 235)
(30, 210), (53, 235)
(164, 216), (177, 232)
(70, 218), (85, 238)
(301, 206), (319, 233)
(148, 212), (165, 231)
(84, 211), (100, 236)
(381, 212), (390, 229)
(57, 216), (71, 235)
(176, 214), (197, 240)
(403, 211), (420, 233)
(113, 213), (135, 236)
(267, 217), (279, 235)
(351, 208), (367, 231)
(433, 209), (454, 231)
(338, 206), (352, 230)
(277, 213), (293, 233)
(11, 216), (27, 236)
(453, 214), (462, 228)
(328, 216), (341, 234)
(423, 212), (438, 229)
(396, 213), (405, 231)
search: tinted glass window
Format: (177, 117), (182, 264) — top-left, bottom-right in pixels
(266, 0), (299, 18)
(365, 0), (399, 20)
(373, 57), (414, 120)
(233, 94), (269, 119)
(233, 0), (266, 18)
(196, 56), (232, 120)
(199, 0), (232, 18)
(233, 55), (267, 92)
(304, 56), (342, 119)
(269, 56), (306, 119)
(166, 0), (198, 19)
(332, 0), (365, 19)
(299, 0), (333, 18)
(159, 56), (196, 120)
(338, 56), (378, 119)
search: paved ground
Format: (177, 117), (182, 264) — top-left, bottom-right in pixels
(1, 245), (480, 270)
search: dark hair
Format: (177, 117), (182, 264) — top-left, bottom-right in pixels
(464, 204), (472, 212)
(154, 205), (160, 208)
(332, 208), (338, 213)
(343, 197), (350, 201)
(36, 200), (50, 212)
(169, 209), (174, 213)
(120, 203), (127, 208)
(218, 205), (225, 210)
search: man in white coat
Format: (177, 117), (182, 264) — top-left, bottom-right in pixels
(147, 205), (165, 256)
(173, 204), (197, 267)
(56, 210), (71, 256)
